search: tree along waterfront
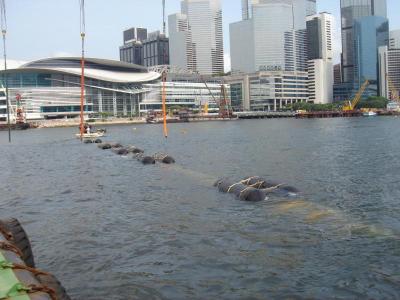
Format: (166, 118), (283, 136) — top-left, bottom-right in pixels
(289, 96), (389, 112)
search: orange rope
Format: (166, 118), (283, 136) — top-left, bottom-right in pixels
(0, 224), (13, 241)
(0, 241), (23, 257)
(162, 71), (168, 139)
(28, 284), (57, 300)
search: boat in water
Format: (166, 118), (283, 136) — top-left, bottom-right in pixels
(75, 131), (105, 139)
(363, 111), (378, 117)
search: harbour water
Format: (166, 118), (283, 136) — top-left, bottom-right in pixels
(0, 118), (400, 299)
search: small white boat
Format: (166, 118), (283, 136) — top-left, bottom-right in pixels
(75, 132), (105, 139)
(363, 111), (378, 117)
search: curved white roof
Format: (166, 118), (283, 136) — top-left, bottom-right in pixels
(8, 57), (161, 83)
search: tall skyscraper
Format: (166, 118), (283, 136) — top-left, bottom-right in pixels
(231, 0), (308, 73)
(340, 0), (387, 83)
(389, 30), (400, 49)
(120, 28), (148, 66)
(143, 31), (170, 67)
(353, 16), (388, 96)
(168, 0), (224, 75)
(307, 12), (334, 104)
(378, 45), (400, 100)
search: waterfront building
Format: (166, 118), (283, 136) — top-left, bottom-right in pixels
(225, 71), (309, 111)
(334, 64), (342, 85)
(140, 73), (226, 113)
(143, 31), (169, 67)
(168, 0), (224, 75)
(378, 46), (400, 100)
(353, 16), (388, 97)
(389, 30), (400, 49)
(0, 57), (160, 121)
(306, 12), (333, 104)
(340, 0), (387, 84)
(119, 27), (148, 66)
(230, 0), (309, 74)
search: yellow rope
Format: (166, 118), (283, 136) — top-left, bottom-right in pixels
(227, 182), (242, 193)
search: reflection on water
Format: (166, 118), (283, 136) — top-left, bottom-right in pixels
(0, 118), (400, 299)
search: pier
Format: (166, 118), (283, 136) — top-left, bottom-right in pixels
(235, 111), (295, 119)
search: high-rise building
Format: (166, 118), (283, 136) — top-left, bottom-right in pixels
(120, 28), (148, 66)
(143, 31), (170, 67)
(353, 16), (388, 96)
(168, 0), (224, 75)
(334, 64), (342, 84)
(307, 12), (334, 104)
(340, 0), (387, 83)
(307, 12), (333, 61)
(389, 30), (400, 49)
(123, 27), (148, 43)
(120, 42), (144, 65)
(230, 0), (309, 74)
(378, 45), (400, 101)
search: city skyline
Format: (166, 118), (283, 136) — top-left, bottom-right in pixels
(3, 0), (400, 71)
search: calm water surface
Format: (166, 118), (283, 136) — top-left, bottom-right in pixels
(0, 118), (400, 299)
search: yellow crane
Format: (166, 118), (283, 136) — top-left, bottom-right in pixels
(343, 80), (369, 111)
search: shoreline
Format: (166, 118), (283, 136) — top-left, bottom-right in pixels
(30, 117), (238, 129)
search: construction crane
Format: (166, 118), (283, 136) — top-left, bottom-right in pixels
(200, 75), (232, 118)
(343, 80), (369, 111)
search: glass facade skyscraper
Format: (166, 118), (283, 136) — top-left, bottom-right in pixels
(340, 0), (387, 83)
(353, 16), (389, 96)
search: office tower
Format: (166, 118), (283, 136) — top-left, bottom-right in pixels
(340, 0), (387, 83)
(334, 64), (342, 84)
(168, 0), (224, 75)
(123, 27), (148, 43)
(379, 45), (400, 100)
(389, 30), (400, 49)
(231, 0), (308, 73)
(353, 16), (388, 96)
(120, 28), (148, 65)
(143, 31), (170, 67)
(307, 12), (334, 104)
(120, 42), (144, 65)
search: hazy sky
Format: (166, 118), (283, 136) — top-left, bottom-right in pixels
(5, 0), (400, 70)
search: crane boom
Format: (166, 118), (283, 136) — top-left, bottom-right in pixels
(343, 80), (369, 111)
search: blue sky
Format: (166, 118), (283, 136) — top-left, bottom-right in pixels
(5, 0), (400, 69)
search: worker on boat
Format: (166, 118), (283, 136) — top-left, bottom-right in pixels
(86, 124), (92, 134)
